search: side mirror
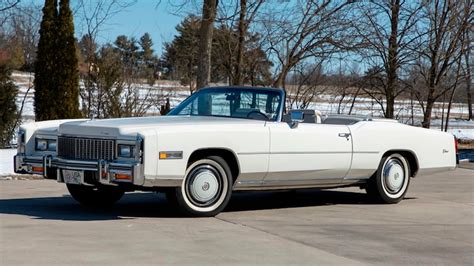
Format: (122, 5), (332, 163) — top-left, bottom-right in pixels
(290, 111), (304, 128)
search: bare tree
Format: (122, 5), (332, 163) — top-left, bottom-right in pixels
(463, 27), (472, 120)
(259, 0), (356, 90)
(196, 0), (218, 90)
(0, 3), (42, 70)
(75, 0), (136, 43)
(355, 0), (424, 118)
(74, 0), (136, 118)
(412, 0), (471, 128)
(0, 0), (20, 12)
(234, 0), (247, 85)
(233, 0), (264, 85)
(286, 61), (327, 109)
(444, 50), (465, 131)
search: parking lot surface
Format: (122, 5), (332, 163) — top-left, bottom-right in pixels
(1, 168), (473, 265)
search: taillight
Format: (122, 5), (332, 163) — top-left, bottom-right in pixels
(454, 137), (458, 154)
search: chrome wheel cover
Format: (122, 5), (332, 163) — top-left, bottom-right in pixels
(383, 158), (405, 194)
(187, 166), (220, 205)
(182, 159), (228, 212)
(379, 154), (410, 199)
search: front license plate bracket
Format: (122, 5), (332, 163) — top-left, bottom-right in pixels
(62, 169), (83, 185)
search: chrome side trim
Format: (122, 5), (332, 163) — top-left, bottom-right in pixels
(234, 178), (365, 191)
(237, 151), (379, 155)
(270, 151), (352, 155)
(344, 169), (376, 180)
(233, 172), (267, 186)
(143, 176), (183, 187)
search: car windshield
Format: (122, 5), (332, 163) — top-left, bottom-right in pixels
(168, 87), (283, 121)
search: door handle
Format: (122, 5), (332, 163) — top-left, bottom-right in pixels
(338, 133), (351, 139)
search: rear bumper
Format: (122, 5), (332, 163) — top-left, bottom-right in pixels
(14, 154), (143, 186)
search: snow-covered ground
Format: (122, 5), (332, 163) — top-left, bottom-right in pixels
(12, 71), (472, 122)
(0, 149), (16, 176)
(12, 71), (191, 118)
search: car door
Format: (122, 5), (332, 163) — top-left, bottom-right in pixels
(264, 122), (352, 185)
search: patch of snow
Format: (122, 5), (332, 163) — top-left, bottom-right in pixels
(0, 149), (17, 175)
(430, 119), (474, 127)
(450, 128), (474, 140)
(429, 119), (474, 140)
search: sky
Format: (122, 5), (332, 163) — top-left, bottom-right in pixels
(29, 0), (190, 55)
(24, 0), (361, 74)
(80, 1), (184, 54)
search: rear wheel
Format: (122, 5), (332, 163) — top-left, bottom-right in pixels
(67, 184), (124, 207)
(171, 156), (232, 217)
(366, 153), (410, 203)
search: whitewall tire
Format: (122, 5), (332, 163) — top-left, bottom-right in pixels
(175, 156), (232, 217)
(366, 153), (410, 203)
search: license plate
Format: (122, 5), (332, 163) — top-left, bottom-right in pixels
(62, 170), (83, 184)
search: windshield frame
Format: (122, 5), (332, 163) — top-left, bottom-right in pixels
(168, 87), (285, 122)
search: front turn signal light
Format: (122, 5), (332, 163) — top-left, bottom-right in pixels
(115, 173), (132, 180)
(32, 166), (44, 173)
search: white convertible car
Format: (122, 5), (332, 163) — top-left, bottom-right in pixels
(14, 87), (457, 216)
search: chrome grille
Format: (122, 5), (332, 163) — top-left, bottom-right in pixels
(58, 136), (115, 161)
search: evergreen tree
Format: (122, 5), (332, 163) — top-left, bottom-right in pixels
(163, 15), (272, 87)
(139, 33), (157, 82)
(34, 0), (58, 121)
(114, 35), (140, 76)
(163, 15), (200, 90)
(139, 33), (154, 65)
(55, 0), (81, 118)
(0, 65), (19, 147)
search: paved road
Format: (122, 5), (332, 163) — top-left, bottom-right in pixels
(1, 169), (473, 265)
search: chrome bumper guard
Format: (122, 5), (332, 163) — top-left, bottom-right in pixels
(14, 154), (143, 186)
(14, 155), (47, 175)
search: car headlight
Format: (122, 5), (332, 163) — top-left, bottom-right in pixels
(35, 138), (56, 151)
(118, 144), (134, 158)
(47, 140), (56, 151)
(36, 139), (48, 151)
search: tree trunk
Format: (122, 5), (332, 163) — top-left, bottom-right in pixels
(410, 90), (414, 125)
(385, 94), (395, 119)
(196, 0), (218, 90)
(445, 87), (457, 132)
(465, 30), (472, 120)
(273, 65), (290, 90)
(440, 94), (445, 130)
(445, 52), (464, 131)
(337, 94), (346, 114)
(348, 87), (361, 115)
(385, 0), (400, 119)
(233, 0), (247, 86)
(422, 89), (435, 128)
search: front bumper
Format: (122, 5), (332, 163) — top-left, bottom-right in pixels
(14, 154), (143, 186)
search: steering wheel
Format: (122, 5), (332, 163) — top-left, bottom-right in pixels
(246, 110), (269, 121)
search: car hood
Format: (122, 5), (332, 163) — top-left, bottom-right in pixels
(21, 119), (88, 136)
(58, 116), (265, 138)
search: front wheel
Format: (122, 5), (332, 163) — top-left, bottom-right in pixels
(66, 184), (124, 207)
(366, 153), (410, 203)
(171, 156), (233, 217)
